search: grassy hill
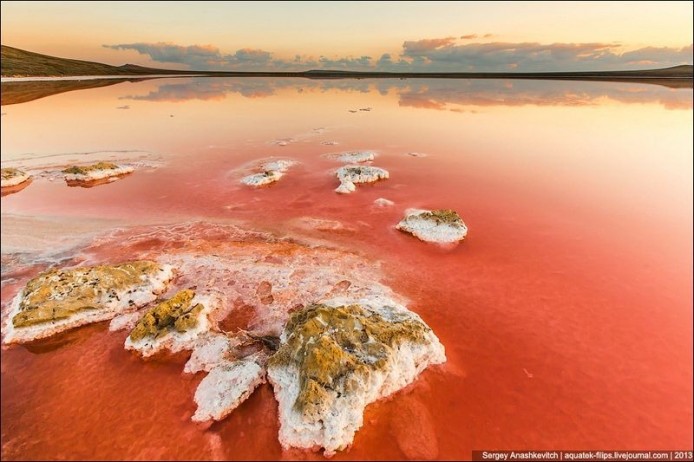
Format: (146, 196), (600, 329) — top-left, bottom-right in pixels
(1, 45), (193, 77)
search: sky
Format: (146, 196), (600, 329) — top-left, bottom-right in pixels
(1, 1), (692, 72)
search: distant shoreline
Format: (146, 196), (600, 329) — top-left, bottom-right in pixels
(3, 44), (691, 83)
(2, 73), (692, 84)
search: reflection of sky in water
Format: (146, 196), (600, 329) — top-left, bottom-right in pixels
(111, 77), (693, 110)
(0, 73), (692, 460)
(2, 76), (690, 110)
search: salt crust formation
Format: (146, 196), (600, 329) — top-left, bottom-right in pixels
(240, 159), (297, 187)
(62, 162), (134, 182)
(373, 198), (395, 207)
(124, 289), (220, 357)
(267, 298), (446, 455)
(335, 165), (389, 194)
(324, 151), (375, 163)
(396, 208), (468, 243)
(2, 261), (175, 344)
(1, 168), (31, 187)
(191, 358), (266, 422)
(2, 222), (446, 455)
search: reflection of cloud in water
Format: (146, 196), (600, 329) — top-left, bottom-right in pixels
(396, 79), (693, 111)
(123, 77), (692, 110)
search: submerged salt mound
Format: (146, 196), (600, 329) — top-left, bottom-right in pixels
(241, 159), (298, 187)
(335, 165), (389, 194)
(62, 162), (135, 182)
(2, 261), (175, 345)
(192, 359), (266, 423)
(325, 151), (376, 163)
(396, 208), (468, 244)
(267, 300), (446, 455)
(125, 289), (220, 357)
(1, 168), (31, 188)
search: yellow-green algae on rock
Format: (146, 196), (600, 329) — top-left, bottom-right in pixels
(267, 301), (446, 455)
(416, 209), (464, 225)
(61, 162), (120, 175)
(1, 167), (31, 187)
(129, 289), (204, 341)
(3, 260), (175, 345)
(12, 260), (164, 328)
(268, 303), (430, 417)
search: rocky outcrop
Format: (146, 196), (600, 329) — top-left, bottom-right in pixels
(1, 168), (31, 188)
(267, 299), (446, 455)
(124, 289), (219, 357)
(2, 261), (175, 344)
(335, 165), (389, 194)
(396, 208), (468, 243)
(62, 162), (134, 182)
(241, 159), (297, 187)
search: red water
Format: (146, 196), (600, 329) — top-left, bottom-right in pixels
(1, 78), (692, 460)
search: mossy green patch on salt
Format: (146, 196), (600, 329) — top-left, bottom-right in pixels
(12, 261), (163, 328)
(415, 209), (464, 226)
(268, 303), (430, 417)
(129, 289), (203, 341)
(1, 168), (24, 180)
(62, 162), (120, 175)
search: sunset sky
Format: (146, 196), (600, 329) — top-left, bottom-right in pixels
(1, 1), (692, 72)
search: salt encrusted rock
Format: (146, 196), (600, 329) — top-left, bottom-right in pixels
(184, 332), (239, 374)
(396, 208), (468, 244)
(2, 261), (175, 344)
(191, 359), (266, 422)
(109, 311), (144, 332)
(1, 168), (31, 188)
(267, 299), (446, 456)
(241, 159), (297, 187)
(374, 198), (394, 207)
(62, 162), (134, 182)
(335, 165), (389, 194)
(327, 151), (375, 163)
(124, 289), (220, 357)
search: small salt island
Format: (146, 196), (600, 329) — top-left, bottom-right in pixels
(62, 162), (134, 183)
(1, 167), (31, 188)
(2, 261), (175, 345)
(241, 159), (297, 187)
(267, 299), (446, 455)
(335, 165), (389, 194)
(396, 208), (468, 243)
(325, 150), (376, 163)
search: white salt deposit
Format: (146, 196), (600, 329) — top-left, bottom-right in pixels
(184, 332), (239, 374)
(64, 165), (134, 182)
(335, 165), (389, 194)
(323, 150), (376, 163)
(240, 159), (298, 187)
(191, 359), (266, 422)
(396, 208), (468, 244)
(373, 198), (395, 207)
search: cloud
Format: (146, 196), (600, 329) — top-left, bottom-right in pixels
(398, 40), (693, 71)
(401, 37), (457, 54)
(106, 39), (693, 72)
(106, 43), (223, 69)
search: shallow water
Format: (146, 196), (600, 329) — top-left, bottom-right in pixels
(1, 77), (692, 460)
